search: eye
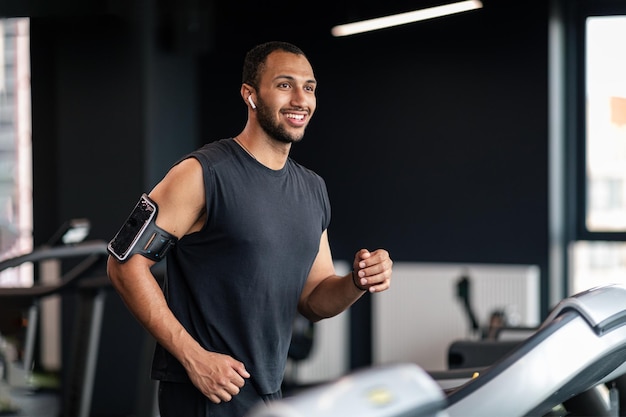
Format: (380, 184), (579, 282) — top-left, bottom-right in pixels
(305, 84), (316, 93)
(278, 82), (291, 89)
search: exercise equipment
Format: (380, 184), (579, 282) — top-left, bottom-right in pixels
(247, 362), (448, 417)
(247, 284), (626, 417)
(0, 236), (109, 417)
(445, 283), (626, 417)
(447, 339), (521, 369)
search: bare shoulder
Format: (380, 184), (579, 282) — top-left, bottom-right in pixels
(169, 156), (203, 178)
(157, 157), (203, 195)
(148, 157), (206, 236)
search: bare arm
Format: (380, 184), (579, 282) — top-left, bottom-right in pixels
(297, 230), (393, 322)
(107, 158), (249, 403)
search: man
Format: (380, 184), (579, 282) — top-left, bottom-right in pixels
(106, 41), (393, 417)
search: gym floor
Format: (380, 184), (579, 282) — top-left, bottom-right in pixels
(0, 385), (59, 417)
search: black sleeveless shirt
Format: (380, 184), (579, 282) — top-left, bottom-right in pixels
(151, 138), (331, 394)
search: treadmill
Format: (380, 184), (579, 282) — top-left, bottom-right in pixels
(247, 362), (449, 417)
(247, 283), (626, 417)
(0, 237), (110, 417)
(445, 283), (626, 416)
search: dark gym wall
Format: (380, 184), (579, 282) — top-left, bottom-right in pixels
(17, 0), (549, 415)
(201, 1), (549, 266)
(28, 3), (199, 415)
(29, 10), (148, 416)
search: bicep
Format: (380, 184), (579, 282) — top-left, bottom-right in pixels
(148, 157), (206, 238)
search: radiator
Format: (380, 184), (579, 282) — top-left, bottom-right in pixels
(372, 262), (541, 371)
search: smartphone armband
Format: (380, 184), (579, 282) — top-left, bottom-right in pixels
(107, 193), (178, 263)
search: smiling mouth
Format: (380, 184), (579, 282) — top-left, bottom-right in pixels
(285, 112), (305, 121)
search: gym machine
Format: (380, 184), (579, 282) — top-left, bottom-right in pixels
(0, 220), (109, 417)
(248, 362), (448, 417)
(247, 283), (626, 417)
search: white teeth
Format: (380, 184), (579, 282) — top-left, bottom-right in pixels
(286, 113), (304, 120)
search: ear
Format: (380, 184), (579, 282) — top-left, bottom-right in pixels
(241, 84), (256, 109)
(247, 95), (256, 109)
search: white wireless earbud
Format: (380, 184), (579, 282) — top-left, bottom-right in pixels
(247, 95), (256, 109)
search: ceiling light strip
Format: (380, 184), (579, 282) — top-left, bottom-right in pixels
(331, 0), (483, 37)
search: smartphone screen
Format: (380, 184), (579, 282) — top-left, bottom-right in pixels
(108, 195), (156, 261)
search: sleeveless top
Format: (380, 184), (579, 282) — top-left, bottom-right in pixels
(151, 138), (331, 394)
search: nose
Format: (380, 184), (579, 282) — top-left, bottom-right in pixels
(291, 88), (314, 110)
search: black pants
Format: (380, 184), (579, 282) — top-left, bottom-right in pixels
(158, 380), (281, 417)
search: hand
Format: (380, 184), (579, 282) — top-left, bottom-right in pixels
(353, 249), (393, 293)
(184, 350), (251, 403)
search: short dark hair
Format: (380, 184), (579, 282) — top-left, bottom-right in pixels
(242, 41), (307, 89)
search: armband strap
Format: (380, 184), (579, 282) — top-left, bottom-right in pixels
(132, 220), (178, 262)
(107, 193), (178, 263)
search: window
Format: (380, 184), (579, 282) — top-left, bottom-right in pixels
(0, 18), (32, 287)
(569, 6), (626, 294)
(584, 16), (626, 233)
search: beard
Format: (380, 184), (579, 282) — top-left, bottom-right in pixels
(256, 97), (306, 144)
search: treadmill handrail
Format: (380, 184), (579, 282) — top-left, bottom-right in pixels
(0, 240), (109, 272)
(542, 283), (626, 334)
